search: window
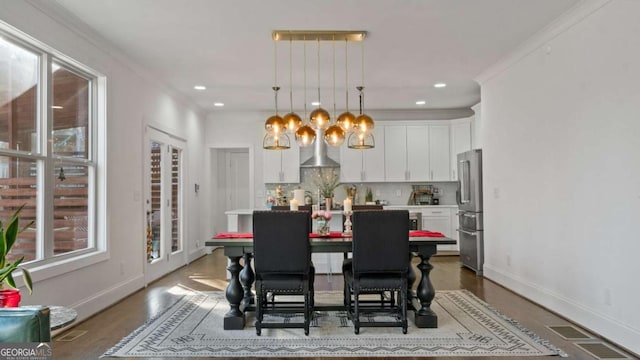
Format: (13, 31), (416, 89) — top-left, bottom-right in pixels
(1, 24), (104, 274)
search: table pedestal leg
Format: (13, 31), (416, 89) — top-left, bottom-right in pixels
(414, 253), (437, 328)
(240, 253), (255, 305)
(224, 256), (245, 330)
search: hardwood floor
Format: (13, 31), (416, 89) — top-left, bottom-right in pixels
(51, 248), (633, 359)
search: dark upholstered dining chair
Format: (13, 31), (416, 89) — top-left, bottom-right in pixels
(343, 210), (410, 334)
(253, 210), (314, 336)
(341, 204), (391, 306)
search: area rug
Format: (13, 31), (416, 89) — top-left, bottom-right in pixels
(102, 287), (565, 358)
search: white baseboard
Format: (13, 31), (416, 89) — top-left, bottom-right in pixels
(188, 247), (208, 263)
(483, 263), (640, 356)
(69, 274), (146, 325)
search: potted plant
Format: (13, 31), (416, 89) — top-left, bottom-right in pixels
(314, 168), (340, 209)
(0, 205), (34, 307)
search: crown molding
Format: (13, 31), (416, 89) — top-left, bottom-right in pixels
(475, 0), (611, 85)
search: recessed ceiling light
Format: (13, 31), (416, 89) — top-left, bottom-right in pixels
(415, 100), (426, 105)
(434, 83), (447, 88)
(311, 101), (321, 106)
(52, 105), (64, 109)
(194, 85), (206, 90)
(213, 102), (224, 107)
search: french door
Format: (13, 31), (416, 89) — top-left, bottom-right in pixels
(145, 127), (186, 283)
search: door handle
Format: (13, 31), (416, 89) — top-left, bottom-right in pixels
(457, 228), (477, 236)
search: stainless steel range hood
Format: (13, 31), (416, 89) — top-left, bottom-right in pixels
(300, 128), (340, 168)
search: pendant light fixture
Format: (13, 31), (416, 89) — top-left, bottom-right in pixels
(263, 86), (291, 150)
(263, 40), (290, 150)
(269, 30), (367, 151)
(295, 36), (317, 147)
(349, 39), (375, 149)
(324, 37), (346, 146)
(337, 38), (356, 133)
(347, 86), (375, 149)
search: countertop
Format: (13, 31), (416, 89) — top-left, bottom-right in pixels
(226, 204), (458, 215)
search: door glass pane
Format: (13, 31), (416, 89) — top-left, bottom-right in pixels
(52, 62), (89, 159)
(149, 141), (161, 261)
(54, 162), (89, 255)
(0, 37), (39, 153)
(170, 147), (181, 253)
(0, 156), (38, 262)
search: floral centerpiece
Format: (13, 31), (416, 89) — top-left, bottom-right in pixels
(311, 210), (332, 235)
(314, 168), (340, 209)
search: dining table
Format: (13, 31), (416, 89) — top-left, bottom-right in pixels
(206, 231), (456, 330)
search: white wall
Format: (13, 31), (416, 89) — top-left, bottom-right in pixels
(204, 112), (264, 235)
(0, 2), (207, 320)
(477, 0), (640, 354)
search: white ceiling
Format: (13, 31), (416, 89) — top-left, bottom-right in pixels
(48, 0), (581, 114)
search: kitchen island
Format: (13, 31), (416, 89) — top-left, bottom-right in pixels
(225, 205), (458, 232)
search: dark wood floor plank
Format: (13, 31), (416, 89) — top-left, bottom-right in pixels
(51, 249), (620, 359)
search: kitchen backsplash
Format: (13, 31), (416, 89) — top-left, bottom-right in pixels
(263, 167), (458, 207)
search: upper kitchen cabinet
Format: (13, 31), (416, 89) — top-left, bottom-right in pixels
(384, 125), (429, 181)
(340, 127), (385, 182)
(450, 118), (472, 181)
(263, 140), (300, 183)
(428, 125), (451, 181)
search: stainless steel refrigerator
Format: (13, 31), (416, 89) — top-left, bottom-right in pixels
(456, 149), (484, 275)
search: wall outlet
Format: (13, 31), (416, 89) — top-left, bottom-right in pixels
(395, 189), (402, 197)
(196, 240), (200, 248)
(506, 254), (511, 267)
(493, 187), (500, 199)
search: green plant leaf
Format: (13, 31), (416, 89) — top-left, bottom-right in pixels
(22, 268), (33, 294)
(4, 213), (19, 252)
(0, 263), (18, 279)
(0, 228), (6, 265)
(5, 272), (17, 289)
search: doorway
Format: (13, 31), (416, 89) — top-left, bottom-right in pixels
(211, 148), (252, 234)
(145, 127), (187, 283)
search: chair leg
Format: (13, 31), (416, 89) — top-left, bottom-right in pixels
(255, 286), (262, 336)
(353, 285), (360, 335)
(304, 283), (310, 336)
(401, 281), (408, 334)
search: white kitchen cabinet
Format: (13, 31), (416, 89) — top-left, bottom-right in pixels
(340, 127), (385, 182)
(407, 125), (430, 180)
(421, 207), (458, 252)
(263, 140), (300, 183)
(384, 125), (429, 181)
(384, 126), (407, 181)
(428, 125), (450, 181)
(450, 119), (472, 180)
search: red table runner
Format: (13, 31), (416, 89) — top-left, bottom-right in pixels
(213, 232), (254, 239)
(214, 230), (444, 239)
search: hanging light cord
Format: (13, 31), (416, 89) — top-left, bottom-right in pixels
(317, 38), (321, 105)
(273, 40), (279, 114)
(332, 36), (336, 120)
(274, 40), (278, 88)
(303, 36), (307, 119)
(289, 39), (294, 113)
(361, 38), (365, 88)
(345, 39), (349, 112)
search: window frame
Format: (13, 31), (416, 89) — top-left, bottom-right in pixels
(0, 21), (108, 286)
